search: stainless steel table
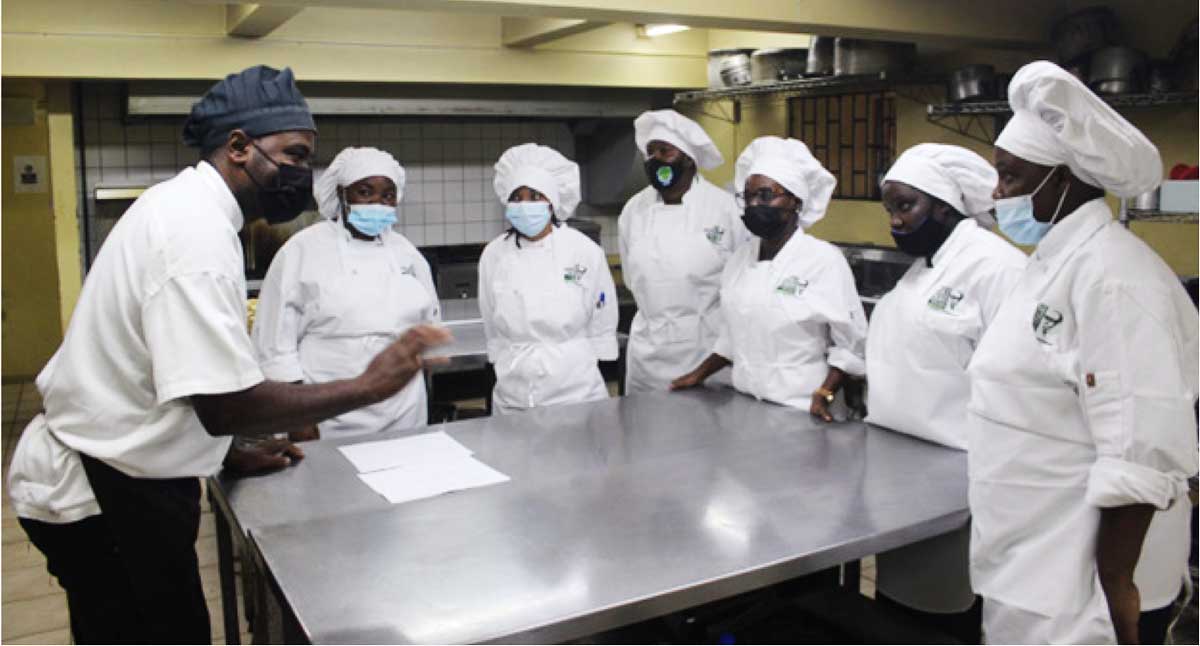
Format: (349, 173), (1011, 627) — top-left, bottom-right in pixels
(230, 388), (967, 644)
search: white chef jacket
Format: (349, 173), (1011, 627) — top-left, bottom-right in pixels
(9, 162), (261, 505)
(867, 218), (1025, 614)
(867, 219), (1027, 449)
(966, 198), (1198, 638)
(252, 220), (439, 438)
(712, 229), (867, 411)
(479, 226), (618, 413)
(619, 178), (749, 393)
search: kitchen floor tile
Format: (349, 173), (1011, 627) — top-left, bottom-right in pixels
(1, 592), (70, 640)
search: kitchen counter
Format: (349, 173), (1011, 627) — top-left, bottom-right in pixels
(214, 388), (968, 644)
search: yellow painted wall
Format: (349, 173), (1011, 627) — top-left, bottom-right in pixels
(2, 80), (65, 379)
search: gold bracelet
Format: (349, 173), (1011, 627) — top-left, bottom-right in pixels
(814, 387), (835, 403)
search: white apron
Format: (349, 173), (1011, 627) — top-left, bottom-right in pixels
(483, 230), (613, 414)
(620, 181), (743, 392)
(715, 231), (866, 413)
(299, 233), (436, 438)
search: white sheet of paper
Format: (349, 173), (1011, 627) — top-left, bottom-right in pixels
(357, 456), (510, 505)
(338, 431), (473, 474)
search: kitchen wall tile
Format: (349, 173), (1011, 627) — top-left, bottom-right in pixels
(446, 203), (465, 223)
(425, 224), (445, 245)
(125, 145), (151, 168)
(359, 122), (381, 141)
(444, 222), (465, 244)
(425, 201), (445, 223)
(150, 123), (176, 143)
(423, 164), (444, 182)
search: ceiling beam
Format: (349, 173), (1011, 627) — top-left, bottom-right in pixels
(182, 0), (1053, 47)
(226, 3), (304, 37)
(501, 17), (606, 47)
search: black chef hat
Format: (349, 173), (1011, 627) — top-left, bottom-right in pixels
(182, 65), (316, 153)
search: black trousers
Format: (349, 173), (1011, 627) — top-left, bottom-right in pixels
(19, 515), (138, 644)
(80, 454), (210, 644)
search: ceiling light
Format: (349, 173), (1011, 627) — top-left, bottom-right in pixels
(637, 24), (690, 38)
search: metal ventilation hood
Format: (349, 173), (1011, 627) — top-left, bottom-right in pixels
(125, 81), (671, 119)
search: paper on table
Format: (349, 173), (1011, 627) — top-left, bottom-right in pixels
(357, 456), (511, 505)
(338, 431), (473, 474)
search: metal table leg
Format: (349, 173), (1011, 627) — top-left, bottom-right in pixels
(210, 487), (242, 645)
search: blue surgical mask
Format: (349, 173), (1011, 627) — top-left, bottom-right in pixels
(346, 204), (397, 237)
(505, 201), (552, 237)
(995, 168), (1069, 246)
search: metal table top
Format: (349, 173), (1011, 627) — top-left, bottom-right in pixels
(239, 388), (968, 644)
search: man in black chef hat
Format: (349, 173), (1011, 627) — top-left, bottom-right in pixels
(7, 65), (449, 644)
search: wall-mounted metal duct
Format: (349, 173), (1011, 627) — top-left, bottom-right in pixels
(125, 81), (672, 120)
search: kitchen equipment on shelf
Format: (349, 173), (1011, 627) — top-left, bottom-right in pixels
(750, 48), (809, 83)
(1131, 188), (1160, 211)
(1088, 46), (1147, 95)
(1146, 60), (1177, 93)
(948, 64), (997, 102)
(707, 49), (755, 88)
(1051, 5), (1120, 64)
(806, 36), (835, 76)
(833, 38), (916, 77)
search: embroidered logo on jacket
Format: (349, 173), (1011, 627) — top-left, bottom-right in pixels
(704, 225), (726, 245)
(563, 263), (588, 285)
(399, 264), (416, 277)
(927, 286), (965, 314)
(775, 276), (809, 296)
(1031, 302), (1064, 344)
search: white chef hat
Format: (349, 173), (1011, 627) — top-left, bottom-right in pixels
(493, 143), (581, 219)
(735, 136), (837, 229)
(883, 143), (999, 228)
(314, 147), (406, 220)
(634, 109), (724, 170)
(994, 60), (1162, 198)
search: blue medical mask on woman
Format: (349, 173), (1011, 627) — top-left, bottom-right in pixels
(347, 203), (397, 237)
(995, 167), (1070, 245)
(505, 201), (552, 237)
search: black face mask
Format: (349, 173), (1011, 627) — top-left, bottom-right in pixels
(742, 205), (793, 240)
(644, 158), (687, 192)
(244, 142), (313, 224)
(890, 214), (953, 259)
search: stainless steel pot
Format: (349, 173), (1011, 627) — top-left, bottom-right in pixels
(1131, 188), (1160, 211)
(1088, 46), (1147, 95)
(751, 48), (808, 83)
(833, 38), (916, 77)
(1052, 5), (1119, 64)
(806, 36), (835, 76)
(948, 64), (996, 102)
(707, 49), (754, 88)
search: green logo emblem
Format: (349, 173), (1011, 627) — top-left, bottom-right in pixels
(775, 276), (809, 296)
(399, 264), (416, 277)
(927, 286), (964, 314)
(704, 225), (725, 244)
(1031, 302), (1064, 344)
(655, 165), (674, 186)
(563, 263), (588, 285)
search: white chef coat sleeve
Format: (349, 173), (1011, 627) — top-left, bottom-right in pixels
(618, 200), (633, 278)
(587, 248), (619, 361)
(1078, 280), (1198, 510)
(143, 271), (265, 405)
(824, 257), (868, 377)
(478, 244), (503, 362)
(710, 256), (738, 361)
(416, 254), (441, 324)
(251, 244), (307, 383)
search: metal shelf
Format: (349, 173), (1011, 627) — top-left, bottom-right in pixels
(928, 91), (1198, 117)
(926, 91), (1197, 145)
(1124, 209), (1199, 224)
(673, 73), (942, 103)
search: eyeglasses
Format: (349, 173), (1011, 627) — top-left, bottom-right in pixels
(735, 188), (791, 208)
